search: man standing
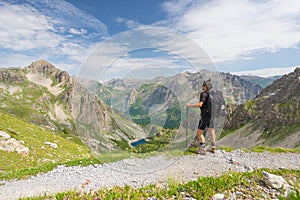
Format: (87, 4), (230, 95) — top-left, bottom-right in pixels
(186, 80), (216, 155)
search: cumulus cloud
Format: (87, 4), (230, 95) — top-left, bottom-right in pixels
(116, 17), (144, 29)
(161, 0), (300, 62)
(0, 0), (108, 73)
(233, 66), (298, 77)
(68, 28), (88, 35)
(0, 2), (61, 51)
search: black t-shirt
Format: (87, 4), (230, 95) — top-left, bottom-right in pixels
(199, 91), (211, 116)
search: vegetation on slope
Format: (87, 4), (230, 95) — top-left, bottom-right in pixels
(0, 111), (93, 180)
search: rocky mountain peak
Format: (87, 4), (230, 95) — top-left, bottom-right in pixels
(25, 60), (72, 84)
(26, 60), (59, 74)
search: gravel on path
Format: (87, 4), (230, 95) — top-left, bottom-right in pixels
(1, 150), (300, 200)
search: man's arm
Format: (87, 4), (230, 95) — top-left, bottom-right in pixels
(186, 102), (203, 108)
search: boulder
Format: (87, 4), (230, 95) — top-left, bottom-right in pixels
(262, 171), (292, 197)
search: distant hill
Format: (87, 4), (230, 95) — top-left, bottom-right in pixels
(219, 68), (300, 148)
(239, 75), (281, 88)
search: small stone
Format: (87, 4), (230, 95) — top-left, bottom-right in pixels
(279, 166), (286, 170)
(244, 165), (254, 172)
(44, 141), (58, 149)
(212, 193), (224, 200)
(0, 131), (11, 139)
(287, 180), (294, 186)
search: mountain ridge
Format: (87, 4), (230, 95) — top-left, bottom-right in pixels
(1, 60), (295, 152)
(220, 67), (300, 148)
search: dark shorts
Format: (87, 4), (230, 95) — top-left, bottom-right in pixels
(198, 114), (214, 130)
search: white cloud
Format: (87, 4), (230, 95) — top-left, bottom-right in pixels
(0, 53), (36, 68)
(68, 28), (88, 35)
(161, 0), (300, 62)
(161, 0), (194, 17)
(116, 17), (143, 29)
(99, 56), (185, 82)
(0, 0), (108, 73)
(78, 27), (218, 82)
(232, 66), (298, 77)
(0, 2), (62, 51)
(51, 62), (80, 75)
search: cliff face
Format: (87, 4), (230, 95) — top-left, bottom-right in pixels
(222, 73), (263, 104)
(221, 68), (300, 148)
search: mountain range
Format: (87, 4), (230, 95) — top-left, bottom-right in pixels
(1, 60), (299, 153)
(239, 75), (280, 88)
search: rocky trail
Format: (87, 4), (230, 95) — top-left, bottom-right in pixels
(1, 150), (300, 200)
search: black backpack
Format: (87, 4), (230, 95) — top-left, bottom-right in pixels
(207, 90), (226, 118)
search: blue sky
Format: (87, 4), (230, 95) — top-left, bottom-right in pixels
(1, 0), (300, 78)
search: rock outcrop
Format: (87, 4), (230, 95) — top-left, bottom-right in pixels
(0, 130), (29, 156)
(0, 68), (25, 83)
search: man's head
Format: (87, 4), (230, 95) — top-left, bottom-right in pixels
(202, 79), (213, 91)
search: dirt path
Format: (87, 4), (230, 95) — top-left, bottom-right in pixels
(1, 150), (300, 200)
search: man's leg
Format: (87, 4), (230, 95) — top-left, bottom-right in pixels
(208, 128), (216, 153)
(197, 128), (205, 144)
(208, 128), (215, 144)
(196, 116), (209, 155)
(196, 128), (206, 155)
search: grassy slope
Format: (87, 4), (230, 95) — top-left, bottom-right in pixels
(0, 111), (91, 180)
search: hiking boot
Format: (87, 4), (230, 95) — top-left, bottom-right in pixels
(209, 146), (216, 153)
(195, 148), (206, 155)
(188, 140), (200, 148)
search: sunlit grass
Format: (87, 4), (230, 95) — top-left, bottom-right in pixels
(0, 111), (91, 180)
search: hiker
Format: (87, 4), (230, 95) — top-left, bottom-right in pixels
(186, 80), (216, 155)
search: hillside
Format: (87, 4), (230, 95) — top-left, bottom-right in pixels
(0, 110), (90, 176)
(0, 60), (144, 153)
(219, 68), (300, 148)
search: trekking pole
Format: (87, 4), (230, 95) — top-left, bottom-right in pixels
(186, 106), (188, 148)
